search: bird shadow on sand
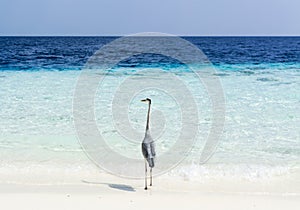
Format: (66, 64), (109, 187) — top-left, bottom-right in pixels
(81, 180), (136, 192)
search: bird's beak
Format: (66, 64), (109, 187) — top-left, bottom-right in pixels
(141, 99), (147, 102)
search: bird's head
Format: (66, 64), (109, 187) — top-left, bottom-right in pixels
(141, 98), (151, 104)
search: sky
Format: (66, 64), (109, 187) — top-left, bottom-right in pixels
(0, 0), (299, 36)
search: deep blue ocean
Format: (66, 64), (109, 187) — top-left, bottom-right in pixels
(0, 36), (299, 71)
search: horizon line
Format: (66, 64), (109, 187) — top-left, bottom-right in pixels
(1, 33), (300, 37)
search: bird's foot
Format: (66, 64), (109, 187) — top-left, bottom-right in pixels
(144, 187), (148, 190)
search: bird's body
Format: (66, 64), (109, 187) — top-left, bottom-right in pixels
(140, 98), (155, 190)
(142, 129), (155, 168)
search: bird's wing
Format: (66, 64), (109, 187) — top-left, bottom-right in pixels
(141, 143), (148, 158)
(150, 141), (156, 157)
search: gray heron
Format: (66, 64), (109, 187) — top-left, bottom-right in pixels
(141, 98), (156, 190)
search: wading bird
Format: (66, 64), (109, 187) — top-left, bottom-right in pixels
(141, 98), (156, 190)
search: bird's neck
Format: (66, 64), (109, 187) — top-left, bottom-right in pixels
(146, 102), (151, 131)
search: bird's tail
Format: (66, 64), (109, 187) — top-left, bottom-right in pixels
(148, 157), (155, 168)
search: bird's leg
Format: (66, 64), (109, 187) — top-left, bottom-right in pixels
(144, 159), (148, 190)
(150, 167), (153, 186)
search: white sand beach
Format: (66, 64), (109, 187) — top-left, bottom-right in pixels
(1, 172), (299, 210)
(1, 185), (299, 210)
(2, 189), (299, 210)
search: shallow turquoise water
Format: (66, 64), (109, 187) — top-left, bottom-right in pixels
(0, 65), (299, 184)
